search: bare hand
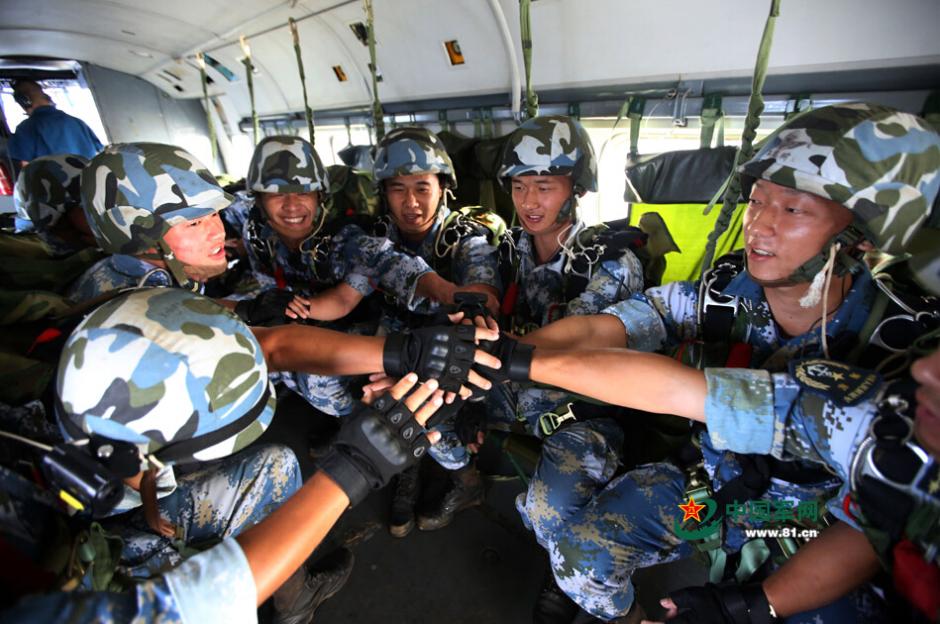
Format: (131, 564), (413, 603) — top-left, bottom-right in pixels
(285, 295), (312, 320)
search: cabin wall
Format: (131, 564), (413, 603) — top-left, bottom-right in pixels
(81, 63), (219, 170)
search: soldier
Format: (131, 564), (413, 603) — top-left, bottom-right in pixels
(13, 154), (96, 257)
(413, 115), (648, 538)
(0, 286), (479, 623)
(353, 126), (502, 536)
(66, 142), (231, 304)
(489, 102), (940, 622)
(239, 135), (478, 418)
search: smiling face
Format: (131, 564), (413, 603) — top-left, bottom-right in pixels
(913, 350), (940, 458)
(743, 179), (856, 284)
(384, 173), (443, 241)
(162, 212), (227, 282)
(510, 175), (574, 238)
(260, 191), (320, 249)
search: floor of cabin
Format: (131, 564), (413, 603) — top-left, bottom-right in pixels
(257, 392), (706, 624)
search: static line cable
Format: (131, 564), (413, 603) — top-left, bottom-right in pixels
(196, 53), (219, 162)
(700, 0), (781, 276)
(519, 0), (539, 119)
(289, 18), (316, 144)
(364, 0), (385, 142)
(240, 35), (261, 145)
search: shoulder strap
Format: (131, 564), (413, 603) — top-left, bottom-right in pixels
(697, 251), (746, 344)
(562, 220), (648, 302)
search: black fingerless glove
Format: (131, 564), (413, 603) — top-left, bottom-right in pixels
(669, 582), (776, 624)
(317, 394), (431, 506)
(233, 289), (295, 326)
(479, 334), (533, 384)
(383, 324), (477, 392)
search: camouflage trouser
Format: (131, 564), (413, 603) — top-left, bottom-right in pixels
(275, 371), (355, 417)
(104, 444), (301, 579)
(519, 420), (883, 622)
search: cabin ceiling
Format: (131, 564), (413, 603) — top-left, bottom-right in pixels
(2, 0), (939, 121)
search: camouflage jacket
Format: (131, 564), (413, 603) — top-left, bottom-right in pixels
(241, 205), (434, 307)
(603, 269), (882, 525)
(65, 254), (173, 305)
(376, 206), (500, 320)
(503, 221), (645, 333)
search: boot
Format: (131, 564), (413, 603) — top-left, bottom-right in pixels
(533, 569), (580, 624)
(388, 463), (421, 538)
(272, 548), (354, 624)
(416, 463), (485, 531)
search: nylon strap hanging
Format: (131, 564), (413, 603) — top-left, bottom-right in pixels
(700, 0), (781, 276)
(240, 36), (260, 145)
(613, 96), (646, 161)
(289, 18), (316, 144)
(364, 0), (385, 142)
(482, 107), (494, 139)
(519, 0), (539, 119)
(195, 53), (218, 161)
(438, 110), (453, 134)
(700, 94), (724, 148)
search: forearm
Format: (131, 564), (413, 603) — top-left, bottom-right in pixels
(416, 272), (456, 305)
(307, 285), (363, 321)
(254, 325), (385, 375)
(236, 471), (349, 605)
(529, 348), (707, 420)
(520, 314), (628, 350)
(762, 521), (880, 617)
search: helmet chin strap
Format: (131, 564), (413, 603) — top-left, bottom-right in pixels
(746, 224), (867, 289)
(157, 239), (199, 291)
(556, 193), (578, 224)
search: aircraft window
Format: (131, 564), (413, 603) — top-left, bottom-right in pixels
(1, 79), (109, 144)
(581, 116), (783, 226)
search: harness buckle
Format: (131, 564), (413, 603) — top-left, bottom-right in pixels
(537, 403), (577, 437)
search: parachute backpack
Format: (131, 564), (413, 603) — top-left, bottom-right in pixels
(56, 288), (275, 470)
(82, 143), (233, 290)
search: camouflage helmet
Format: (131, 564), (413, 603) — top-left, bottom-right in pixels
(739, 102), (940, 256)
(246, 135), (329, 195)
(82, 142), (232, 288)
(56, 288), (275, 466)
(14, 154), (88, 230)
(497, 115), (598, 194)
(373, 127), (457, 189)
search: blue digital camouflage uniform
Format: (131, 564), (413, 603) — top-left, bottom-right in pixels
(374, 205), (500, 334)
(242, 206), (434, 416)
(519, 268), (876, 620)
(65, 254), (173, 304)
(489, 222), (645, 440)
(374, 205), (501, 470)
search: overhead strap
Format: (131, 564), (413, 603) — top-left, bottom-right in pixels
(240, 36), (260, 145)
(289, 18), (316, 144)
(700, 93), (724, 148)
(195, 52), (218, 162)
(519, 0), (539, 119)
(364, 0), (385, 142)
(613, 96), (646, 162)
(700, 0), (780, 276)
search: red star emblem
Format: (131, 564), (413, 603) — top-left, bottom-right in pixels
(678, 496), (706, 523)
